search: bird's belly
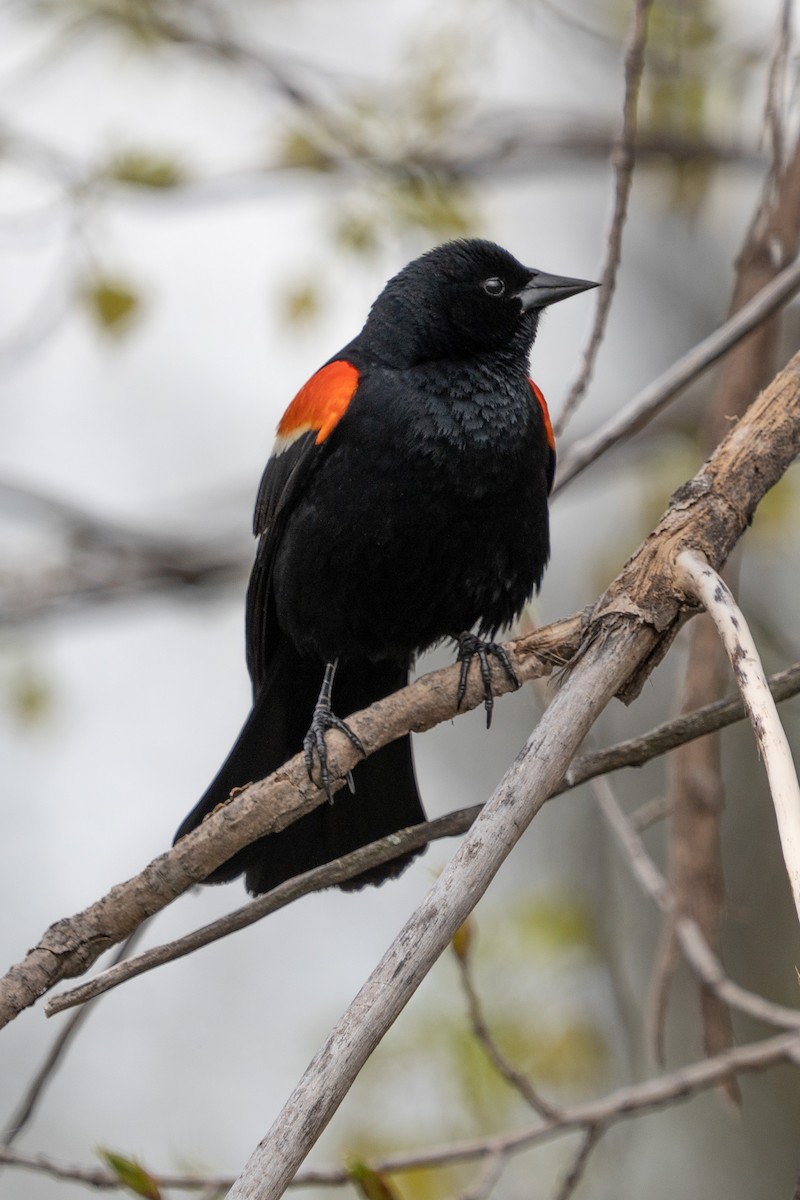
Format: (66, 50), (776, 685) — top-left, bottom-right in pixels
(272, 440), (549, 663)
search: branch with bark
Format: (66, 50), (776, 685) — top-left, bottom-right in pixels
(228, 349), (800, 1196)
(1, 350), (798, 1043)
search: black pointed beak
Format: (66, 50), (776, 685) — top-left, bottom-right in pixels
(517, 270), (599, 312)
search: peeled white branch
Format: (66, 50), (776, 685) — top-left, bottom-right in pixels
(675, 549), (800, 926)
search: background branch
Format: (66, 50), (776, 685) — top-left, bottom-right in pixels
(556, 0), (653, 434)
(553, 257), (800, 492)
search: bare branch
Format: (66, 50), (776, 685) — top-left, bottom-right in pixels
(2, 1034), (799, 1192)
(553, 257), (800, 492)
(0, 615), (580, 1031)
(228, 349), (800, 1196)
(451, 1151), (507, 1200)
(45, 814), (479, 1016)
(2, 923), (150, 1144)
(550, 1125), (604, 1200)
(3, 347), (799, 1042)
(283, 1032), (800, 1181)
(563, 659), (800, 789)
(0, 478), (250, 626)
(594, 774), (800, 1032)
(40, 652), (800, 1014)
(555, 0), (653, 434)
(43, 651), (800, 1015)
(453, 926), (560, 1120)
(0, 1146), (232, 1193)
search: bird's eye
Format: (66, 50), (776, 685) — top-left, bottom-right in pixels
(482, 277), (506, 297)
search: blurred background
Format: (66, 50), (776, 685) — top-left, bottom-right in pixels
(1, 1), (799, 1197)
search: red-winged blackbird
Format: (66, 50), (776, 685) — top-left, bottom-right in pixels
(175, 239), (596, 894)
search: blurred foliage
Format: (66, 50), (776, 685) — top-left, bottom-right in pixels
(275, 25), (479, 329)
(81, 275), (143, 336)
(334, 893), (606, 1199)
(97, 1149), (161, 1199)
(505, 892), (599, 954)
(348, 1158), (403, 1200)
(36, 0), (169, 47)
(751, 464), (800, 539)
(3, 663), (53, 727)
(630, 0), (722, 211)
(342, 1149), (472, 1200)
(279, 279), (324, 327)
(103, 150), (187, 189)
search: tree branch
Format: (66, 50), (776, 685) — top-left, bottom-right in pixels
(37, 653), (799, 1016)
(553, 258), (800, 492)
(556, 0), (653, 434)
(594, 774), (800, 1032)
(226, 350), (800, 1198)
(0, 616), (581, 1031)
(2, 1031), (799, 1192)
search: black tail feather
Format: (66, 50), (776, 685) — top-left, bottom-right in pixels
(174, 641), (425, 894)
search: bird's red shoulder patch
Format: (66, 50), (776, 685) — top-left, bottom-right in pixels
(529, 379), (555, 453)
(274, 360), (360, 453)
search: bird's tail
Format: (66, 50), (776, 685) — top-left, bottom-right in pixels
(174, 640), (425, 894)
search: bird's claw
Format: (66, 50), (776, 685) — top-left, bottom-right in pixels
(303, 704), (366, 804)
(456, 632), (519, 729)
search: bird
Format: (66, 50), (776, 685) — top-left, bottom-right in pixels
(174, 238), (596, 895)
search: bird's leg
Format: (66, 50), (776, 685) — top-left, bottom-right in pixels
(303, 659), (366, 803)
(455, 632), (520, 729)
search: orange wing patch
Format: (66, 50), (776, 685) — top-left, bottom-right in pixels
(529, 378), (555, 453)
(275, 360), (360, 453)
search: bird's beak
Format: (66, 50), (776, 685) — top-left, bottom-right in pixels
(517, 271), (599, 312)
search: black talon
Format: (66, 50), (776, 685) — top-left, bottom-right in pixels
(303, 659), (366, 803)
(455, 632), (520, 729)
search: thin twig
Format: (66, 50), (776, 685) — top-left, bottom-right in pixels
(628, 794), (670, 831)
(0, 1147), (232, 1193)
(45, 815), (478, 1016)
(453, 931), (560, 1120)
(550, 1124), (604, 1200)
(562, 659), (800, 790)
(593, 774), (800, 1032)
(452, 1150), (508, 1200)
(2, 1034), (799, 1191)
(555, 0), (653, 434)
(553, 257), (800, 492)
(221, 1035), (800, 1179)
(2, 922), (150, 1144)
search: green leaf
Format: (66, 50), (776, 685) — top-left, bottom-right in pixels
(278, 128), (337, 172)
(333, 211), (380, 256)
(98, 1149), (161, 1199)
(7, 667), (52, 727)
(106, 151), (186, 189)
(347, 1158), (401, 1200)
(82, 276), (142, 335)
(279, 280), (322, 326)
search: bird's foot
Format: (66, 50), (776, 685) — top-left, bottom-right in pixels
(455, 632), (519, 729)
(303, 661), (366, 803)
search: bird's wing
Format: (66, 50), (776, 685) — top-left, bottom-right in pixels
(246, 358), (361, 692)
(529, 379), (556, 494)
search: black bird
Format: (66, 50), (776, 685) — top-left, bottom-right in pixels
(174, 239), (596, 894)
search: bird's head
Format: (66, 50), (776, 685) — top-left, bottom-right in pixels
(362, 238), (597, 365)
